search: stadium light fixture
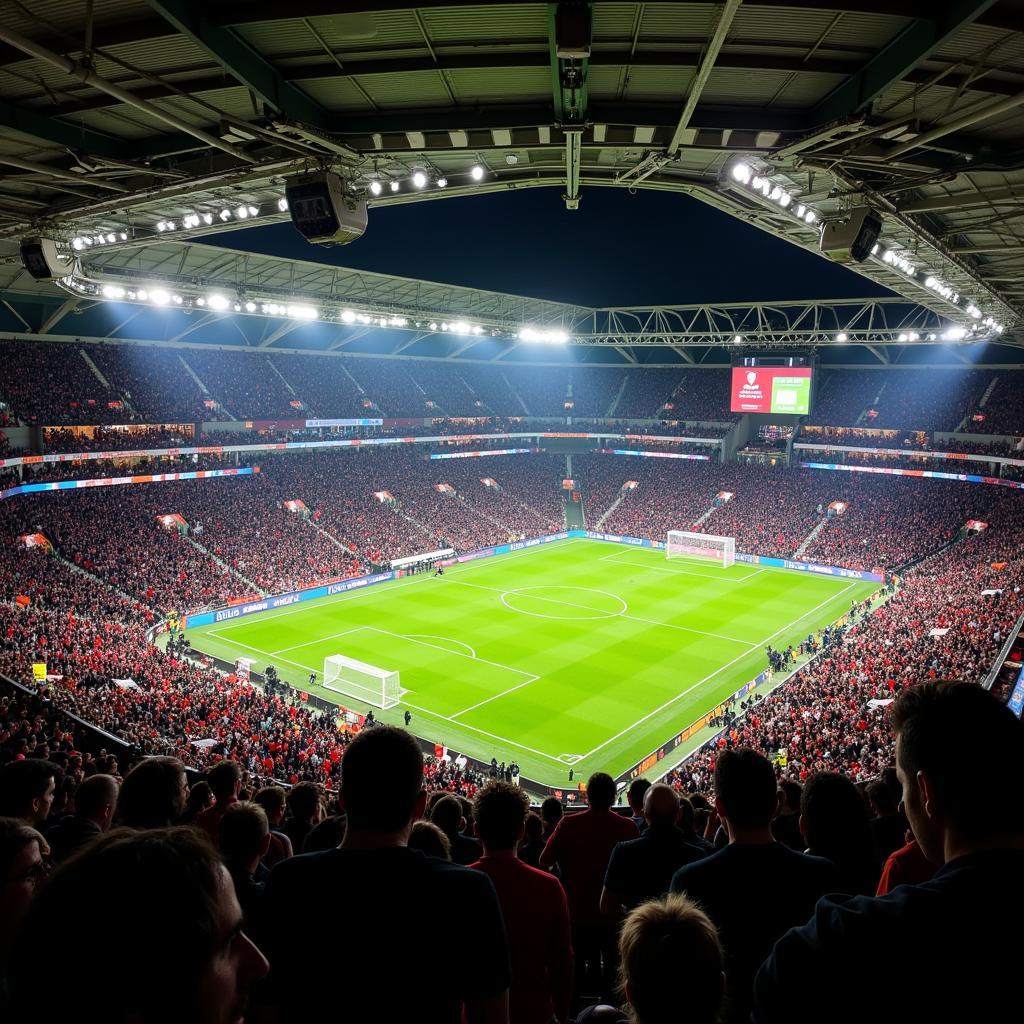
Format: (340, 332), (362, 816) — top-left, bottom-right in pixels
(219, 209), (232, 221)
(149, 288), (170, 306)
(341, 309), (356, 323)
(287, 304), (318, 320)
(835, 332), (848, 343)
(412, 171), (427, 189)
(471, 165), (484, 181)
(207, 294), (230, 311)
(277, 198), (289, 212)
(235, 206), (249, 220)
(436, 177), (448, 189)
(245, 301), (257, 313)
(389, 181), (400, 193)
(519, 327), (569, 344)
(733, 335), (743, 344)
(369, 181), (383, 196)
(101, 284), (125, 299)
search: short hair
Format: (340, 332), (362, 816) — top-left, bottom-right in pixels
(586, 772), (617, 810)
(286, 781), (322, 822)
(74, 774), (119, 820)
(218, 802), (269, 864)
(341, 726), (423, 832)
(628, 778), (652, 811)
(866, 779), (897, 816)
(207, 760), (242, 802)
(429, 794), (464, 840)
(677, 795), (695, 833)
(474, 782), (529, 850)
(714, 748), (777, 829)
(642, 784), (679, 828)
(524, 812), (543, 841)
(115, 757), (186, 829)
(0, 759), (59, 818)
(253, 786), (286, 818)
(408, 820), (451, 860)
(9, 828), (233, 1019)
(800, 773), (876, 871)
(0, 817), (45, 880)
(303, 815), (346, 854)
(618, 894), (724, 1024)
(779, 781), (802, 813)
(891, 681), (1024, 838)
(541, 796), (563, 827)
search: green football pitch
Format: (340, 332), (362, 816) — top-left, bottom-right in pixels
(189, 539), (877, 789)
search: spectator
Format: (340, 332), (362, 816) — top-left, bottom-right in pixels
(252, 786), (293, 868)
(115, 756), (188, 829)
(677, 795), (714, 855)
(517, 812), (545, 868)
(0, 759), (59, 828)
(471, 781), (573, 1024)
(408, 819), (451, 860)
(0, 818), (48, 997)
(615, 894), (725, 1024)
(625, 778), (651, 831)
(302, 815), (346, 854)
(219, 801), (271, 923)
(196, 760), (243, 841)
(799, 773), (880, 895)
(670, 749), (837, 1024)
(541, 795), (563, 841)
(770, 781), (803, 851)
(875, 835), (935, 895)
(602, 784), (706, 915)
(281, 781), (321, 851)
(9, 827), (268, 1022)
(257, 726), (510, 1023)
(46, 773), (118, 863)
(866, 778), (907, 860)
(181, 780), (214, 826)
(755, 681), (1024, 1022)
(540, 772), (638, 1002)
(431, 792), (482, 865)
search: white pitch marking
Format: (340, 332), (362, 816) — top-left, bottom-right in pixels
(599, 548), (766, 583)
(500, 585), (628, 621)
(448, 673), (542, 720)
(569, 581), (859, 765)
(404, 634), (477, 658)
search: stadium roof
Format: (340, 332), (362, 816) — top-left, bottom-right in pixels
(0, 1), (1021, 358)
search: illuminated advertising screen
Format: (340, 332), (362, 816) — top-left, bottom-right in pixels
(731, 366), (813, 414)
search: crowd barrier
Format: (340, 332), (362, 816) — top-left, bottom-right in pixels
(0, 466), (258, 502)
(800, 460), (1024, 490)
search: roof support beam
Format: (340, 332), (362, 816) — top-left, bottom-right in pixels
(0, 97), (127, 160)
(667, 0), (743, 156)
(548, 3), (591, 211)
(38, 298), (81, 335)
(142, 0), (329, 128)
(812, 0), (1001, 124)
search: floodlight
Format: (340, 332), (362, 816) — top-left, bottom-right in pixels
(369, 181), (383, 196)
(207, 294), (229, 311)
(436, 177), (447, 189)
(150, 288), (170, 305)
(101, 284), (125, 299)
(235, 206), (248, 219)
(277, 198), (289, 212)
(412, 171), (427, 188)
(470, 165), (484, 180)
(341, 309), (356, 323)
(389, 181), (400, 193)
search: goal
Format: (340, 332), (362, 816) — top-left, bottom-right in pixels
(323, 654), (401, 709)
(666, 530), (735, 568)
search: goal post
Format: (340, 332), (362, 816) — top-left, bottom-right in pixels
(666, 530), (735, 568)
(323, 654), (401, 709)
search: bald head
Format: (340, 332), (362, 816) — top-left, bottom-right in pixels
(644, 784), (680, 828)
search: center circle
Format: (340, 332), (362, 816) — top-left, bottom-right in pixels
(499, 586), (627, 621)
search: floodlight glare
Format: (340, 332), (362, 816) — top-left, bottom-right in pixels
(730, 162), (753, 185)
(470, 165), (484, 181)
(436, 177), (448, 189)
(235, 206), (248, 219)
(389, 181), (400, 193)
(219, 209), (232, 221)
(412, 171), (427, 188)
(277, 198), (289, 212)
(150, 288), (170, 306)
(207, 294), (230, 311)
(835, 332), (848, 343)
(101, 284), (125, 299)
(369, 181), (383, 196)
(341, 309), (356, 323)
(245, 301), (257, 313)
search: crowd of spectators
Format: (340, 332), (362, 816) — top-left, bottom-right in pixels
(42, 425), (197, 453)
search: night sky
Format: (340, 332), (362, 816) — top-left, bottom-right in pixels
(206, 186), (893, 308)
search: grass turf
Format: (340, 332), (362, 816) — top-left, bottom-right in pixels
(189, 538), (877, 789)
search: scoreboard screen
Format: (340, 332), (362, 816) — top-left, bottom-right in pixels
(730, 357), (815, 415)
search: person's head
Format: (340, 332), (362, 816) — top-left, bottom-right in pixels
(74, 774), (119, 830)
(677, 795), (696, 834)
(0, 818), (48, 950)
(642, 784), (679, 829)
(252, 786), (287, 826)
(586, 772), (617, 811)
(116, 757), (188, 829)
(714, 748), (777, 836)
(800, 773), (876, 870)
(866, 779), (898, 817)
(218, 802), (270, 871)
(627, 778), (652, 815)
(340, 726), (425, 834)
(618, 895), (724, 1024)
(892, 681), (1024, 863)
(541, 795), (563, 831)
(408, 820), (451, 860)
(303, 815), (346, 853)
(0, 759), (59, 826)
(286, 781), (322, 824)
(473, 781), (530, 853)
(778, 780), (802, 815)
(207, 761), (243, 804)
(9, 828), (268, 1022)
(185, 781), (214, 819)
(429, 794), (465, 842)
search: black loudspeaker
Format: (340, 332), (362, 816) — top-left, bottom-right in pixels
(20, 237), (75, 281)
(819, 208), (882, 264)
(284, 172), (368, 246)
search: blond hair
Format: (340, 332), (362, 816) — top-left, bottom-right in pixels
(618, 894), (724, 1024)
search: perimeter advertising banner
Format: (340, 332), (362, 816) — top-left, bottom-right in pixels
(731, 366), (813, 414)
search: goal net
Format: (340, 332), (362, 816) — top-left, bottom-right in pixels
(666, 530), (735, 568)
(323, 654), (401, 709)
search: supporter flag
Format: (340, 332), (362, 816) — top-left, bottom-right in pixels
(622, 480), (639, 490)
(434, 483), (455, 493)
(965, 520), (989, 532)
(283, 499), (308, 512)
(373, 490), (395, 503)
(434, 743), (446, 759)
(155, 513), (187, 532)
(481, 478), (499, 489)
(562, 479), (575, 489)
(32, 662), (47, 682)
(18, 533), (52, 550)
(828, 501), (848, 516)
